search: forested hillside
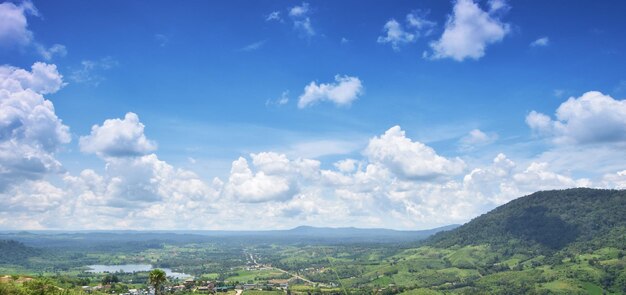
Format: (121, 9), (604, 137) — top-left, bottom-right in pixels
(428, 188), (626, 255)
(0, 240), (41, 266)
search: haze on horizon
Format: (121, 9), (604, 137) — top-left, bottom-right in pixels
(1, 0), (626, 231)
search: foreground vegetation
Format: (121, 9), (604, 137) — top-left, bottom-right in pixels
(1, 188), (625, 294)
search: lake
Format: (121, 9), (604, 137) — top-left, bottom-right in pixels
(86, 264), (191, 279)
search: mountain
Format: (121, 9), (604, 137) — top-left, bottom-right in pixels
(0, 240), (41, 266)
(278, 224), (460, 240)
(0, 224), (459, 249)
(427, 188), (626, 256)
(183, 224), (460, 243)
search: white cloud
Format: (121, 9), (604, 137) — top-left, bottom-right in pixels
(56, 153), (221, 229)
(154, 34), (169, 47)
(0, 0), (37, 48)
(293, 18), (314, 38)
(0, 1), (67, 60)
(239, 40), (267, 52)
(0, 62), (70, 192)
(2, 118), (621, 230)
(406, 11), (436, 32)
(554, 89), (565, 98)
(268, 3), (315, 39)
(530, 36), (549, 47)
(1, 180), (65, 213)
(0, 62), (65, 94)
(513, 162), (591, 191)
(266, 11), (282, 22)
(334, 159), (358, 173)
(526, 91), (626, 144)
(427, 0), (510, 61)
(222, 152), (321, 203)
(36, 44), (67, 60)
(378, 11), (435, 51)
(289, 2), (315, 38)
(601, 170), (626, 189)
(459, 129), (497, 150)
(69, 57), (118, 86)
(289, 2), (309, 17)
(298, 75), (363, 108)
(79, 112), (157, 158)
(266, 90), (289, 106)
(364, 126), (466, 180)
(285, 139), (361, 159)
(223, 157), (294, 203)
(377, 19), (416, 51)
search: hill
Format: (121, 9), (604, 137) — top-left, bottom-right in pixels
(427, 188), (626, 256)
(0, 240), (41, 266)
(1, 225), (458, 247)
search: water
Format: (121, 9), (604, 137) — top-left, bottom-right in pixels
(86, 264), (191, 279)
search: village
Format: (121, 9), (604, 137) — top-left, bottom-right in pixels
(80, 253), (311, 295)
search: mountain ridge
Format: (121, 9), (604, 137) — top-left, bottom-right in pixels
(426, 188), (626, 256)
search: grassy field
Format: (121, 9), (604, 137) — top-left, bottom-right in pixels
(225, 268), (285, 283)
(242, 291), (284, 295)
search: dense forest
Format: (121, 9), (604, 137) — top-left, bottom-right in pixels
(0, 240), (41, 267)
(428, 188), (626, 254)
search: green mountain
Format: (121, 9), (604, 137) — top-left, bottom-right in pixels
(393, 188), (626, 294)
(427, 188), (626, 255)
(0, 240), (41, 266)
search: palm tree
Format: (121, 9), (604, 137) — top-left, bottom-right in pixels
(148, 269), (167, 295)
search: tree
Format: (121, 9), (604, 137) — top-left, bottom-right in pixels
(149, 269), (167, 295)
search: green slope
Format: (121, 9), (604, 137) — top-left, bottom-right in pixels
(427, 188), (626, 255)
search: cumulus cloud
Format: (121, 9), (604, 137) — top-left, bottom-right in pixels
(530, 37), (549, 47)
(0, 62), (65, 94)
(0, 1), (67, 60)
(0, 62), (70, 191)
(364, 126), (465, 179)
(513, 162), (591, 191)
(526, 91), (626, 144)
(377, 19), (416, 51)
(297, 75), (363, 108)
(222, 152), (320, 203)
(42, 152), (222, 230)
(0, 0), (37, 47)
(1, 117), (616, 230)
(601, 170), (626, 189)
(1, 180), (65, 213)
(334, 159), (358, 173)
(80, 112), (157, 158)
(223, 157), (293, 203)
(427, 0), (510, 61)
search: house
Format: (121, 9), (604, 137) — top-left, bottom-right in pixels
(183, 279), (195, 288)
(243, 283), (259, 290)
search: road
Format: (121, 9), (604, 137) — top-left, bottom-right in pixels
(271, 267), (317, 285)
(247, 252), (327, 287)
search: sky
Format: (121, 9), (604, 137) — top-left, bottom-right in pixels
(1, 0), (626, 230)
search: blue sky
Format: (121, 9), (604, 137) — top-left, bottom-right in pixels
(1, 0), (626, 230)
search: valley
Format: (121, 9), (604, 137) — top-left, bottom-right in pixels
(1, 189), (625, 294)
